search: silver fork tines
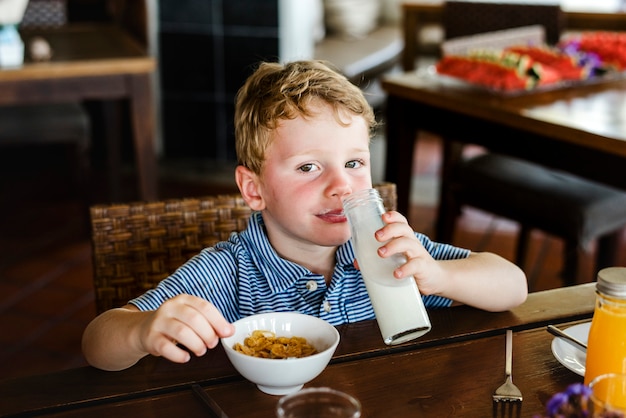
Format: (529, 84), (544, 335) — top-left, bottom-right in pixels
(492, 330), (523, 417)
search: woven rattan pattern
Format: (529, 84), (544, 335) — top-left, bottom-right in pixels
(90, 183), (397, 314)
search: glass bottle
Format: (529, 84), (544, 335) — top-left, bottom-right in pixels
(0, 24), (25, 68)
(342, 188), (431, 345)
(584, 267), (626, 385)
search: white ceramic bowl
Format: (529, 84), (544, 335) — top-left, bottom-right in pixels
(220, 312), (340, 395)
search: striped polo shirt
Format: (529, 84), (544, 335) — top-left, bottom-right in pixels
(129, 212), (470, 325)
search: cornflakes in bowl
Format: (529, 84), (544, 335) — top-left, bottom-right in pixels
(221, 312), (340, 395)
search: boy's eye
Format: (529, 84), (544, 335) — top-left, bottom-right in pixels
(298, 163), (318, 173)
(346, 160), (364, 169)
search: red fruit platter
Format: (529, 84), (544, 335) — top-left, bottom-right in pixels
(433, 31), (626, 96)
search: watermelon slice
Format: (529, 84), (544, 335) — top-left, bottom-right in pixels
(505, 45), (587, 81)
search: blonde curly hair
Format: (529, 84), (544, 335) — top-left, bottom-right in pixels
(234, 60), (377, 174)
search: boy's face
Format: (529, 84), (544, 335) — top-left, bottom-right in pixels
(256, 102), (372, 251)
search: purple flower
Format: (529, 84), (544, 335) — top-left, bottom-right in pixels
(546, 392), (572, 415)
(538, 383), (591, 418)
(565, 384), (592, 398)
(559, 40), (605, 77)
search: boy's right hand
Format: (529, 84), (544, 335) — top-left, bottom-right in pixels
(136, 294), (235, 364)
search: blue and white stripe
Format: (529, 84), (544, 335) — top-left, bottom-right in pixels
(129, 212), (470, 324)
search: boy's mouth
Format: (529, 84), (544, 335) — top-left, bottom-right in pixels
(317, 209), (347, 223)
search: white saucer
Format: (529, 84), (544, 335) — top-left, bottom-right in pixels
(550, 322), (590, 376)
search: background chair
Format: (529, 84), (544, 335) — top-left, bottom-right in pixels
(438, 150), (626, 289)
(442, 0), (563, 45)
(435, 1), (626, 289)
(89, 183), (397, 314)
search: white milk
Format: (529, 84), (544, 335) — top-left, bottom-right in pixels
(343, 189), (431, 345)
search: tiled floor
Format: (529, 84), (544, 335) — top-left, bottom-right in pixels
(0, 134), (622, 382)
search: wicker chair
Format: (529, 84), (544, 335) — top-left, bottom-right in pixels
(90, 183), (397, 314)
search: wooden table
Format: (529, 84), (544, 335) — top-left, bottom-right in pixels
(0, 24), (158, 201)
(0, 284), (596, 417)
(381, 72), (626, 215)
(402, 1), (626, 71)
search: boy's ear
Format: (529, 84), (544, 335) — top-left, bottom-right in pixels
(235, 165), (265, 211)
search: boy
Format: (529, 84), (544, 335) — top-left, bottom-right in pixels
(82, 60), (527, 371)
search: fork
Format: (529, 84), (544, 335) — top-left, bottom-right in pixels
(492, 329), (523, 417)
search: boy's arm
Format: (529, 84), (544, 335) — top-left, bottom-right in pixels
(431, 252), (528, 312)
(376, 211), (528, 312)
(82, 306), (160, 371)
(82, 295), (235, 371)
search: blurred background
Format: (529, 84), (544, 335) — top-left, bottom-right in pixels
(0, 0), (624, 381)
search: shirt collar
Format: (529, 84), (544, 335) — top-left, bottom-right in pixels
(240, 212), (356, 292)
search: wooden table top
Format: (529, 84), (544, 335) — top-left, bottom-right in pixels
(403, 0), (626, 15)
(0, 24), (155, 82)
(382, 72), (626, 158)
(12, 325), (590, 417)
(381, 71), (626, 214)
(0, 284), (596, 417)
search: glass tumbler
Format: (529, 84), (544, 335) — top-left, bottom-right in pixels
(589, 373), (626, 417)
(275, 387), (361, 418)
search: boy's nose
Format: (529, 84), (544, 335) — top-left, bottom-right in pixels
(326, 174), (352, 198)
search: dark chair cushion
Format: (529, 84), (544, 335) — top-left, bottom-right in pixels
(456, 153), (626, 247)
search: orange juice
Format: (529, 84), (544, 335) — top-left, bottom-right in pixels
(585, 297), (626, 385)
(584, 268), (626, 386)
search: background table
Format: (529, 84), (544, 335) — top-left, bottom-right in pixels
(0, 24), (157, 201)
(382, 72), (626, 215)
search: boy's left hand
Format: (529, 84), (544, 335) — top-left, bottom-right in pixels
(375, 211), (444, 296)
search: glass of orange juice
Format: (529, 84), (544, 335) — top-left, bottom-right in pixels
(584, 268), (626, 386)
(584, 294), (626, 385)
(589, 373), (626, 417)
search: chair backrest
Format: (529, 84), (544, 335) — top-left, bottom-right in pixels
(90, 183), (397, 314)
(20, 0), (68, 28)
(442, 1), (564, 45)
(21, 1), (151, 47)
